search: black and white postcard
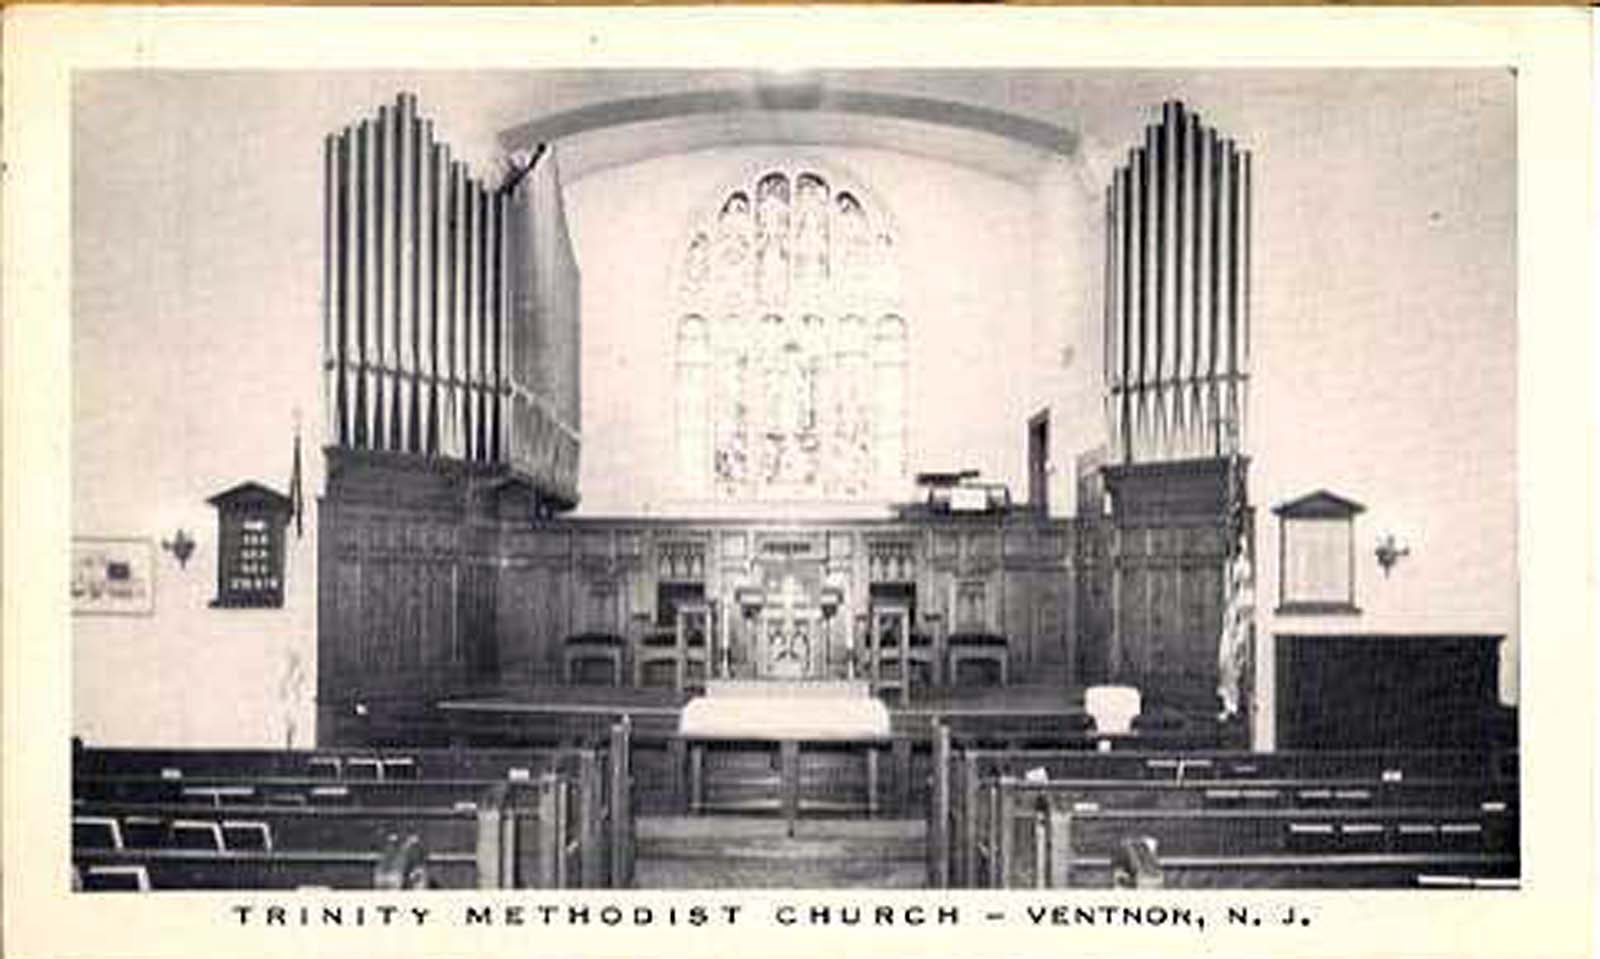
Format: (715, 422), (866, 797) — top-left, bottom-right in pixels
(2, 6), (1593, 958)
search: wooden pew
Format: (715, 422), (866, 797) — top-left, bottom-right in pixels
(1055, 852), (1520, 889)
(73, 780), (609, 890)
(73, 721), (636, 889)
(74, 846), (481, 890)
(928, 723), (1510, 890)
(73, 778), (559, 890)
(976, 781), (1518, 889)
(954, 779), (1516, 889)
(75, 742), (612, 781)
(941, 740), (1515, 800)
(75, 801), (484, 856)
(934, 778), (1510, 890)
(925, 723), (1518, 888)
(937, 713), (1223, 752)
(89, 721), (633, 886)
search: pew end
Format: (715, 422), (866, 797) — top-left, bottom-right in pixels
(374, 833), (431, 890)
(80, 865), (151, 892)
(1111, 835), (1165, 888)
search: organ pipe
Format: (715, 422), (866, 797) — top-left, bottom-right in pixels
(1105, 101), (1251, 465)
(322, 93), (581, 507)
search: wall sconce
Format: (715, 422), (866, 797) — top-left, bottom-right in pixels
(161, 529), (196, 568)
(1375, 533), (1410, 577)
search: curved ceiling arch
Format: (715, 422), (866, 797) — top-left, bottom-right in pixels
(498, 85), (1081, 184)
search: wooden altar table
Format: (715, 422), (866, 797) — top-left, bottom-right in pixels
(677, 680), (892, 836)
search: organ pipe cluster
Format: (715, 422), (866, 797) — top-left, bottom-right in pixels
(323, 94), (579, 505)
(1105, 101), (1251, 466)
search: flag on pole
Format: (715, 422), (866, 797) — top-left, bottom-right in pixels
(1217, 451), (1254, 720)
(289, 415), (305, 539)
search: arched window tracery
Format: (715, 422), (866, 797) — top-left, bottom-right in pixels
(675, 168), (906, 501)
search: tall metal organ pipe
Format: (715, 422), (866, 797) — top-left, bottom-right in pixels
(322, 94), (581, 509)
(322, 93), (509, 466)
(1105, 101), (1252, 465)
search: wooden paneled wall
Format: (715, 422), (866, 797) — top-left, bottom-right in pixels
(316, 458), (1250, 732)
(1105, 101), (1251, 466)
(1109, 517), (1228, 710)
(1099, 459), (1237, 713)
(316, 454), (1095, 742)
(323, 94), (579, 510)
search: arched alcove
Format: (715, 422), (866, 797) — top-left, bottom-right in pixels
(673, 166), (907, 501)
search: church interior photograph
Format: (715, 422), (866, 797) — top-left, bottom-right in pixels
(69, 68), (1520, 892)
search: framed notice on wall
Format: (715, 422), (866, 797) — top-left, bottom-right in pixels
(71, 538), (155, 616)
(208, 482), (293, 609)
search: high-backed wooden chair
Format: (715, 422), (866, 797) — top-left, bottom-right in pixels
(633, 605), (711, 692)
(915, 612), (947, 688)
(632, 620), (679, 689)
(866, 604), (913, 702)
(562, 632), (628, 686)
(946, 631), (1010, 687)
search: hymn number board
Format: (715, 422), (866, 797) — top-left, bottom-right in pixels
(208, 482), (295, 609)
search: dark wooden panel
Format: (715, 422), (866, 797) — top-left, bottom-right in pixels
(1276, 635), (1512, 750)
(1074, 521), (1113, 684)
(1002, 571), (1032, 668)
(1119, 569), (1148, 675)
(459, 559), (498, 678)
(1100, 461), (1234, 713)
(496, 563), (540, 683)
(320, 464), (1097, 743)
(423, 560), (455, 671)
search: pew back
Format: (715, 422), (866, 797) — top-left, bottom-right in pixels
(972, 779), (1519, 889)
(925, 724), (1518, 889)
(73, 776), (562, 890)
(73, 722), (635, 890)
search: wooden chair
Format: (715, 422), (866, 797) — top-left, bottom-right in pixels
(678, 604), (712, 690)
(562, 632), (627, 686)
(631, 610), (678, 689)
(912, 613), (947, 688)
(633, 605), (710, 692)
(946, 632), (1010, 687)
(866, 604), (913, 702)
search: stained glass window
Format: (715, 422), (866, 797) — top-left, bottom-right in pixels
(676, 170), (907, 501)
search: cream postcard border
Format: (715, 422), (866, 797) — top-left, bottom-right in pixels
(3, 7), (1594, 959)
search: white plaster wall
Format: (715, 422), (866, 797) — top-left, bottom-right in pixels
(1028, 154), (1107, 519)
(70, 74), (512, 747)
(1237, 74), (1518, 745)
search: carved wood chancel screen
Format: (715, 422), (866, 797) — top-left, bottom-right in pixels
(675, 169), (907, 502)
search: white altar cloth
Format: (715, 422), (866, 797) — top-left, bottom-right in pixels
(677, 680), (891, 741)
